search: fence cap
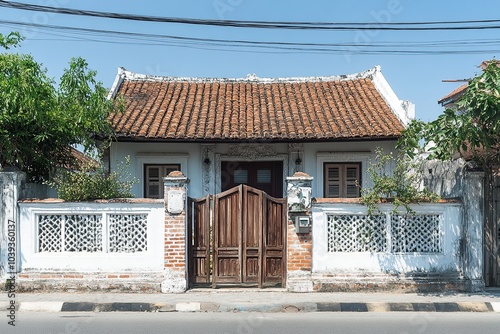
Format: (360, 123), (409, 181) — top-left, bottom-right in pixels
(286, 172), (313, 182)
(167, 171), (185, 178)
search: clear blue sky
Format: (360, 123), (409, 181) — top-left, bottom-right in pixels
(1, 0), (499, 121)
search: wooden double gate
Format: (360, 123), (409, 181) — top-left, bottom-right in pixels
(485, 169), (500, 287)
(188, 185), (286, 288)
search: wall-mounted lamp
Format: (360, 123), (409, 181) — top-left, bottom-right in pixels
(204, 158), (211, 165)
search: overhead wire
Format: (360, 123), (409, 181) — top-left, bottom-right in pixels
(1, 0), (500, 31)
(1, 19), (500, 55)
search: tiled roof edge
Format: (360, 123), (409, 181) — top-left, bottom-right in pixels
(114, 66), (383, 84)
(107, 67), (127, 100)
(437, 83), (468, 105)
(370, 67), (415, 126)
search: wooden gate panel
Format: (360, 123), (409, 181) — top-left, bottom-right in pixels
(213, 186), (242, 285)
(188, 196), (211, 285)
(242, 186), (263, 283)
(485, 169), (500, 287)
(495, 171), (500, 286)
(262, 193), (286, 286)
(189, 185), (286, 288)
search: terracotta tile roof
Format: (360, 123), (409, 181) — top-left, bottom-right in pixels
(108, 67), (407, 142)
(438, 83), (468, 105)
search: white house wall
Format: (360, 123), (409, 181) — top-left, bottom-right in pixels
(110, 142), (203, 198)
(110, 140), (398, 199)
(302, 141), (397, 198)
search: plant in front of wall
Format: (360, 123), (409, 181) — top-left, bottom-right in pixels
(361, 147), (439, 215)
(49, 155), (138, 201)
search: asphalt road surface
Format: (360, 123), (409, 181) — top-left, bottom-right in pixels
(3, 312), (500, 334)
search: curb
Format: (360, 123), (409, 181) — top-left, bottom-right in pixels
(12, 301), (500, 313)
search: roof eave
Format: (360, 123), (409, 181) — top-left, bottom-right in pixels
(111, 135), (402, 144)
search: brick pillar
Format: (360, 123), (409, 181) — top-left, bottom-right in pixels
(286, 172), (314, 292)
(161, 171), (189, 293)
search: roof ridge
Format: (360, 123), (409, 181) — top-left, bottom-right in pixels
(115, 66), (382, 84)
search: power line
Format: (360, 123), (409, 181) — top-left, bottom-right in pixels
(2, 19), (500, 55)
(2, 0), (500, 31)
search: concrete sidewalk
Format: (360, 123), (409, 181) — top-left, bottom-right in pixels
(7, 289), (500, 313)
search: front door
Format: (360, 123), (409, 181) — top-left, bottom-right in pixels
(221, 161), (283, 198)
(188, 185), (287, 288)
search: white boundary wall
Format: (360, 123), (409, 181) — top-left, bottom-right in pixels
(312, 203), (463, 275)
(18, 201), (164, 273)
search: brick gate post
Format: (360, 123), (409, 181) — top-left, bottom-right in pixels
(286, 172), (314, 292)
(161, 171), (189, 293)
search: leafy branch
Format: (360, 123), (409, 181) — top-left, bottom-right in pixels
(361, 147), (439, 215)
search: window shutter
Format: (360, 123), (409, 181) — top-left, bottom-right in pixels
(146, 166), (161, 199)
(345, 165), (360, 198)
(325, 165), (341, 198)
(324, 163), (361, 198)
(145, 164), (181, 199)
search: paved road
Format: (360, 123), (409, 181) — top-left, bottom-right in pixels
(3, 312), (500, 334)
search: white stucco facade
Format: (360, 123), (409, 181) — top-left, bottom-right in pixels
(110, 140), (398, 199)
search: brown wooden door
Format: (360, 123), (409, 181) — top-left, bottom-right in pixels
(221, 161), (283, 198)
(189, 185), (286, 288)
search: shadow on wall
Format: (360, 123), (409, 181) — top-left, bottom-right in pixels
(422, 159), (466, 199)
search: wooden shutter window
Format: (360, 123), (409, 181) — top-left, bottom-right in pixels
(145, 164), (181, 199)
(146, 166), (161, 199)
(345, 165), (360, 198)
(326, 165), (341, 198)
(324, 163), (361, 198)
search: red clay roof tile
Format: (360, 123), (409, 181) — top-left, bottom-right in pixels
(108, 68), (407, 142)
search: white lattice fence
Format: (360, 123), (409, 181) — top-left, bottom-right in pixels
(327, 215), (387, 252)
(37, 213), (148, 253)
(327, 213), (442, 254)
(109, 214), (148, 252)
(391, 215), (441, 253)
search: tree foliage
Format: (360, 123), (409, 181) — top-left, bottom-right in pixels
(49, 156), (137, 201)
(0, 32), (121, 182)
(398, 60), (500, 169)
(361, 147), (439, 214)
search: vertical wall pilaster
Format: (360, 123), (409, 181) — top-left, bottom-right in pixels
(201, 144), (216, 196)
(161, 171), (189, 293)
(462, 170), (485, 291)
(286, 172), (314, 292)
(0, 170), (25, 279)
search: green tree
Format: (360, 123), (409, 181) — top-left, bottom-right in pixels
(399, 60), (500, 169)
(0, 32), (121, 182)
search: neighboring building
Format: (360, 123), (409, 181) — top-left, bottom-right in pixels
(436, 60), (500, 288)
(106, 66), (415, 200)
(438, 83), (467, 109)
